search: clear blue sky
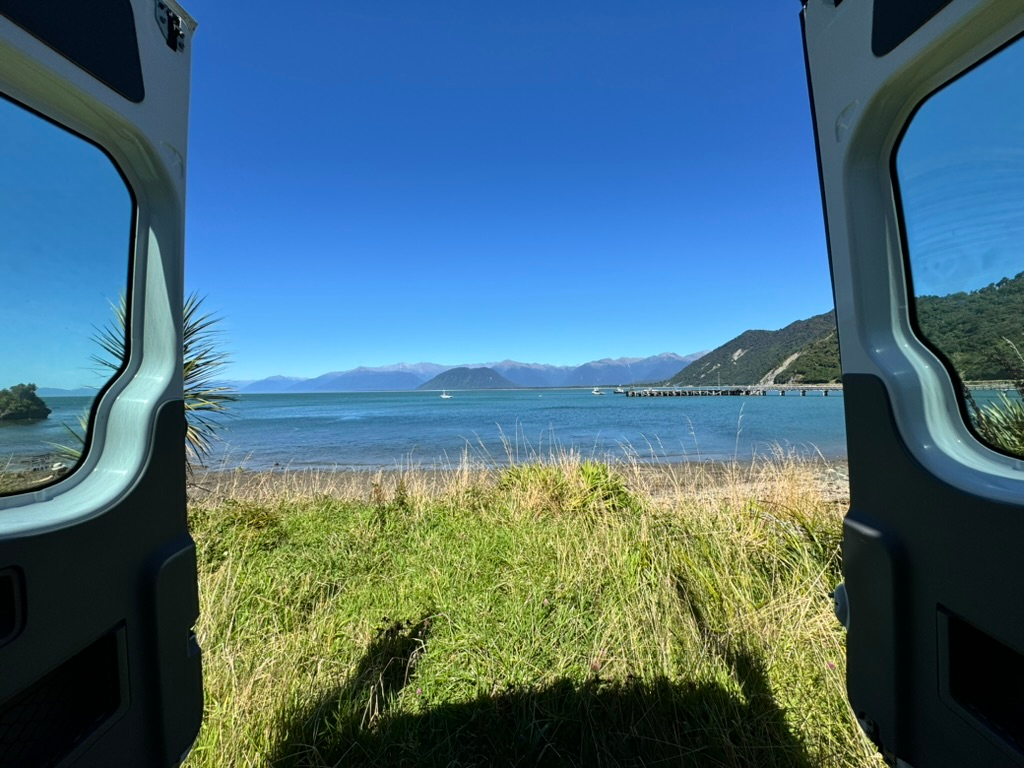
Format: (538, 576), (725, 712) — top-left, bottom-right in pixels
(184, 1), (834, 381)
(1, 98), (130, 391)
(4, 3), (1021, 392)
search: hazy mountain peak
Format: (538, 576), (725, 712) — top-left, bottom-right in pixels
(237, 352), (706, 392)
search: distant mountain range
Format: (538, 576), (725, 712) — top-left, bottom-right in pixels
(37, 273), (1022, 398)
(233, 352), (706, 393)
(36, 387), (97, 397)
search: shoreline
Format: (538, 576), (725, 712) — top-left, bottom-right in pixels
(190, 453), (850, 506)
(4, 450), (851, 505)
(2, 453), (851, 504)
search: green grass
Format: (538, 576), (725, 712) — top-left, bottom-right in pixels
(184, 456), (879, 767)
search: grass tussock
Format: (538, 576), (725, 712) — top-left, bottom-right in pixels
(184, 453), (878, 768)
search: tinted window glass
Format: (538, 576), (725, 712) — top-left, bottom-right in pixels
(0, 97), (132, 494)
(896, 38), (1024, 458)
(0, 0), (144, 102)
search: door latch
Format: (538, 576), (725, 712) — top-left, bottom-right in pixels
(155, 1), (185, 53)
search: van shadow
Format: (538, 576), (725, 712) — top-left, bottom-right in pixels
(268, 613), (814, 768)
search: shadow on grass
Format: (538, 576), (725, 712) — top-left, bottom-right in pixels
(269, 614), (814, 768)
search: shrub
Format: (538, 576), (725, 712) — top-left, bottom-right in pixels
(966, 337), (1024, 458)
(0, 383), (50, 421)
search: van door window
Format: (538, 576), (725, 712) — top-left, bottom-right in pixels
(895, 38), (1024, 458)
(0, 95), (133, 495)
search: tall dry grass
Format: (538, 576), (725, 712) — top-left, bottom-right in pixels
(184, 452), (878, 767)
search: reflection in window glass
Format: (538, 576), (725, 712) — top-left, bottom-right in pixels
(896, 38), (1024, 458)
(0, 97), (132, 494)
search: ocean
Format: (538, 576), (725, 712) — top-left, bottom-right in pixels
(1, 389), (852, 472)
(19, 388), (1024, 472)
(199, 389), (850, 470)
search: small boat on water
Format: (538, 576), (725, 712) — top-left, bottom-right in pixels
(592, 387), (604, 396)
(613, 386), (626, 394)
(440, 390), (452, 399)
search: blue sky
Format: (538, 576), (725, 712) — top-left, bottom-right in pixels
(0, 98), (130, 391)
(184, 2), (834, 381)
(7, 3), (1023, 391)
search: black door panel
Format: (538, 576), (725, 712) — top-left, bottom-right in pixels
(0, 402), (201, 767)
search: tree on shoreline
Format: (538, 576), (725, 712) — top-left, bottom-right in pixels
(0, 383), (51, 421)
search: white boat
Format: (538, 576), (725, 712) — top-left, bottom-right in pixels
(613, 386), (626, 394)
(592, 387), (604, 395)
(440, 390), (452, 399)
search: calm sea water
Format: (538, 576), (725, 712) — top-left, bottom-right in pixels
(7, 389), (1021, 472)
(2, 389), (850, 471)
(197, 389), (850, 470)
(0, 395), (94, 470)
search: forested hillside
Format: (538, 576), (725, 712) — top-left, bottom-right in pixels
(0, 383), (51, 421)
(666, 271), (1024, 387)
(669, 312), (838, 386)
(916, 272), (1024, 381)
(782, 331), (840, 384)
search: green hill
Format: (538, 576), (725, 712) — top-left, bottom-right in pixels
(915, 272), (1024, 381)
(667, 271), (1024, 387)
(669, 312), (839, 387)
(783, 331), (841, 384)
(418, 367), (518, 390)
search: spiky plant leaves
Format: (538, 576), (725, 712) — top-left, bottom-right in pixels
(48, 413), (88, 463)
(180, 293), (236, 472)
(57, 292), (235, 476)
(974, 392), (1024, 458)
(90, 294), (127, 375)
(966, 337), (1024, 459)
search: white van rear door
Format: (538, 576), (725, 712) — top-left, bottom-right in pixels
(0, 1), (202, 765)
(803, 2), (1024, 765)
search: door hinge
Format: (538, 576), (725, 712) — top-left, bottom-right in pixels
(155, 1), (185, 53)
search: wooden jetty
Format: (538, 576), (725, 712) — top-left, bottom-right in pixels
(620, 381), (1015, 398)
(624, 384), (842, 398)
(965, 381), (1019, 391)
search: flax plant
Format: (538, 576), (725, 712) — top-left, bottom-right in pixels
(966, 337), (1024, 458)
(56, 292), (235, 475)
